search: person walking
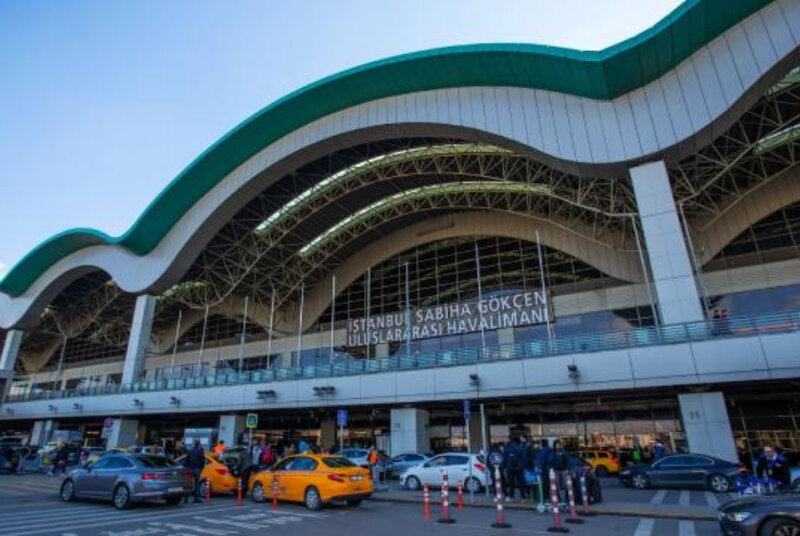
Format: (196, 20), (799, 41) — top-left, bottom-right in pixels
(49, 443), (69, 477)
(367, 446), (380, 488)
(187, 440), (206, 503)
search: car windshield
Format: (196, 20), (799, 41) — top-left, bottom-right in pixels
(323, 457), (357, 468)
(137, 456), (177, 468)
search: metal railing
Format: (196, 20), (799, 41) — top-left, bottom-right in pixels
(6, 310), (800, 404)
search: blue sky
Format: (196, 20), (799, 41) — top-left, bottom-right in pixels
(0, 0), (681, 279)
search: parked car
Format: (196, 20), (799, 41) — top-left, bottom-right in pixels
(339, 448), (392, 473)
(389, 453), (430, 478)
(400, 452), (488, 493)
(175, 452), (238, 496)
(59, 453), (192, 509)
(619, 453), (740, 492)
(249, 454), (372, 510)
(717, 493), (800, 535)
(577, 450), (621, 477)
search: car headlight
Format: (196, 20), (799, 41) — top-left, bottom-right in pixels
(725, 512), (752, 523)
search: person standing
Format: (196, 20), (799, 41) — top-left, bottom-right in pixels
(297, 437), (311, 454)
(213, 439), (226, 458)
(550, 439), (570, 501)
(187, 440), (206, 503)
(755, 444), (790, 487)
(652, 440), (665, 461)
(367, 446), (380, 487)
(535, 439), (552, 490)
(503, 436), (526, 502)
(630, 438), (643, 465)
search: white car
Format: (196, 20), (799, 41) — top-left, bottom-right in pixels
(400, 452), (488, 493)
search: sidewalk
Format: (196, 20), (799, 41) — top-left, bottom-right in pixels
(367, 481), (723, 522)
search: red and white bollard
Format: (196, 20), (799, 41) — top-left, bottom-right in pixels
(564, 473), (583, 524)
(204, 479), (211, 503)
(423, 485), (431, 520)
(547, 469), (569, 533)
(437, 470), (456, 524)
(237, 478), (243, 505)
(579, 474), (594, 517)
(491, 464), (512, 529)
(457, 482), (464, 510)
(271, 475), (279, 511)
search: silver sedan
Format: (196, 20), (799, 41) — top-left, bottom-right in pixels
(60, 453), (192, 509)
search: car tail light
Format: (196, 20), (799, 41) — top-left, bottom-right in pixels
(141, 473), (167, 480)
(474, 463), (486, 473)
(215, 467), (229, 476)
(328, 474), (345, 483)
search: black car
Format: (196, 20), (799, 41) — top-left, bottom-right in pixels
(619, 453), (740, 493)
(718, 493), (800, 535)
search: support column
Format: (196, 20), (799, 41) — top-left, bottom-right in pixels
(319, 417), (336, 450)
(218, 414), (246, 447)
(29, 419), (55, 447)
(390, 408), (429, 456)
(0, 330), (23, 403)
(122, 295), (157, 385)
(468, 411), (490, 454)
(105, 418), (138, 449)
(630, 161), (704, 324)
(678, 392), (736, 462)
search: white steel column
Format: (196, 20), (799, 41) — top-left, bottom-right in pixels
(0, 330), (23, 377)
(630, 161), (704, 325)
(121, 295), (157, 385)
(678, 392), (737, 463)
(106, 418), (139, 449)
(218, 414), (245, 447)
(390, 408), (429, 456)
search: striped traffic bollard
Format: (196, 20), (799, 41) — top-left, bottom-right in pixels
(457, 482), (464, 510)
(423, 485), (431, 520)
(437, 470), (456, 524)
(236, 478), (243, 505)
(204, 479), (211, 503)
(564, 473), (583, 524)
(547, 469), (569, 533)
(578, 474), (594, 516)
(491, 464), (512, 529)
(271, 476), (279, 511)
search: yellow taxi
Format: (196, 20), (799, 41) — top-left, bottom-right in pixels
(577, 450), (621, 477)
(249, 454), (372, 510)
(177, 452), (239, 495)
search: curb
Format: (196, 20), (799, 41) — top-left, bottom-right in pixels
(367, 495), (716, 522)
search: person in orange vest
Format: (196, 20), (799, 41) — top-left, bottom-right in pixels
(367, 446), (380, 486)
(213, 439), (226, 457)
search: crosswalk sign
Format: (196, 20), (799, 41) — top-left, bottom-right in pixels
(246, 413), (258, 429)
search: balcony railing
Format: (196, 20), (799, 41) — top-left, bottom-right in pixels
(6, 310), (800, 403)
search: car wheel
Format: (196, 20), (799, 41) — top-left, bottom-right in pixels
(405, 476), (421, 491)
(166, 495), (182, 506)
(252, 482), (266, 503)
(465, 477), (482, 494)
(113, 485), (132, 510)
(304, 486), (322, 511)
(708, 474), (730, 493)
(346, 498), (363, 507)
(760, 517), (800, 536)
(59, 479), (75, 502)
(631, 473), (650, 490)
(595, 466), (609, 478)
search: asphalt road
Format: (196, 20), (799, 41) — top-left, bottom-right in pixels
(0, 473), (720, 536)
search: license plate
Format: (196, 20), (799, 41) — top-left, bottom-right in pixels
(350, 476), (363, 482)
(167, 487), (184, 494)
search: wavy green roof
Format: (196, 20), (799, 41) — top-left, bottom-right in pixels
(0, 0), (773, 297)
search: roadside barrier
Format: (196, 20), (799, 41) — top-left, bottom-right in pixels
(564, 474), (583, 524)
(423, 485), (431, 520)
(237, 478), (243, 505)
(457, 482), (464, 510)
(491, 465), (512, 529)
(271, 476), (279, 510)
(546, 469), (568, 533)
(204, 479), (211, 503)
(579, 474), (593, 516)
(437, 470), (456, 524)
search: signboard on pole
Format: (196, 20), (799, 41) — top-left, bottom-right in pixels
(246, 413), (258, 429)
(337, 409), (348, 428)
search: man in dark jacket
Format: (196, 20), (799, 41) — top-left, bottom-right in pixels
(550, 439), (570, 501)
(503, 436), (526, 501)
(187, 440), (206, 502)
(755, 444), (790, 487)
(535, 439), (552, 491)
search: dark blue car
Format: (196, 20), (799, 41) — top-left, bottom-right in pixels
(619, 453), (741, 493)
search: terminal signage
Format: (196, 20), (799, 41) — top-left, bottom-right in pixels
(346, 289), (550, 347)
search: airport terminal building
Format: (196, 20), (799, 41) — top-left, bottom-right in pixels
(1, 0), (800, 462)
